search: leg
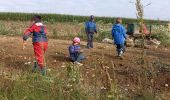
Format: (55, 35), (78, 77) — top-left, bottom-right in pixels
(116, 44), (121, 56)
(32, 61), (39, 72)
(33, 42), (48, 75)
(87, 33), (91, 48)
(33, 42), (43, 69)
(76, 53), (85, 62)
(116, 44), (125, 57)
(43, 42), (48, 53)
(90, 34), (94, 48)
(70, 57), (76, 62)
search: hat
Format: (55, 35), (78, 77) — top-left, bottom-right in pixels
(90, 15), (95, 20)
(73, 37), (80, 43)
(33, 15), (42, 22)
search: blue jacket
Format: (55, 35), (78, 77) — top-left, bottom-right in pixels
(112, 23), (126, 44)
(69, 45), (81, 61)
(85, 20), (97, 33)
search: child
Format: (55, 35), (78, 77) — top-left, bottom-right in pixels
(112, 18), (127, 57)
(85, 15), (97, 49)
(23, 15), (48, 75)
(69, 37), (85, 66)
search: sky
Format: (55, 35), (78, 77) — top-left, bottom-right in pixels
(0, 0), (170, 20)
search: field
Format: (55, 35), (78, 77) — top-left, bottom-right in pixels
(0, 35), (170, 100)
(0, 16), (170, 100)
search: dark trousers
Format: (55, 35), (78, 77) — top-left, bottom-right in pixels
(87, 33), (94, 48)
(116, 44), (125, 55)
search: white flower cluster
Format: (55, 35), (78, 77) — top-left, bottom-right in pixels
(152, 25), (170, 36)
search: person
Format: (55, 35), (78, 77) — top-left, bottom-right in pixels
(112, 18), (127, 57)
(143, 24), (149, 35)
(69, 37), (85, 66)
(23, 15), (48, 75)
(85, 15), (97, 49)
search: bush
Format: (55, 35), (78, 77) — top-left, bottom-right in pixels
(151, 25), (170, 46)
(95, 31), (112, 41)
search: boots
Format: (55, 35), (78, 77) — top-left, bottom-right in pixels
(32, 61), (39, 73)
(118, 51), (123, 57)
(32, 61), (46, 76)
(41, 68), (46, 76)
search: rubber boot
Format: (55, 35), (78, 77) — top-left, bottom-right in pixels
(41, 68), (46, 76)
(32, 61), (39, 73)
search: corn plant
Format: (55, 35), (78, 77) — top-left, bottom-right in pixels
(0, 12), (168, 24)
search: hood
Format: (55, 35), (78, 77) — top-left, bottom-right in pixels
(35, 22), (43, 26)
(114, 23), (122, 27)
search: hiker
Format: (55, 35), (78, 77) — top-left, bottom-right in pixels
(112, 18), (127, 57)
(23, 15), (48, 75)
(69, 37), (85, 66)
(85, 15), (97, 49)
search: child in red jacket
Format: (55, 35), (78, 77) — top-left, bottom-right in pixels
(23, 15), (48, 75)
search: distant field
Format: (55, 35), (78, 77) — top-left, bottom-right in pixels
(0, 12), (168, 24)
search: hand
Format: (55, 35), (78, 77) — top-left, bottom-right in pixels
(23, 41), (27, 50)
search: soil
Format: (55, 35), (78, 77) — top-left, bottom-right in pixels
(0, 35), (170, 96)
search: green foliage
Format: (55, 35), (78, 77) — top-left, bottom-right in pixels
(0, 12), (168, 24)
(152, 33), (170, 46)
(0, 21), (11, 35)
(151, 33), (169, 41)
(95, 31), (112, 41)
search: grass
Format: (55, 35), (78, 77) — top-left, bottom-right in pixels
(0, 54), (169, 100)
(0, 20), (169, 46)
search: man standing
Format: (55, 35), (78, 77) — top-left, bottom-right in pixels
(112, 18), (127, 57)
(85, 15), (97, 49)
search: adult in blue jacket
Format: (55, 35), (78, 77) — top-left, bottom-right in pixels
(85, 15), (97, 49)
(112, 18), (127, 57)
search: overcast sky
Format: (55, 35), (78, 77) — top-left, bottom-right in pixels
(0, 0), (169, 20)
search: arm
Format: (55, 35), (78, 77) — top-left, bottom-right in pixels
(22, 25), (35, 49)
(94, 23), (97, 33)
(122, 26), (127, 39)
(69, 46), (79, 54)
(23, 25), (35, 41)
(111, 25), (115, 39)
